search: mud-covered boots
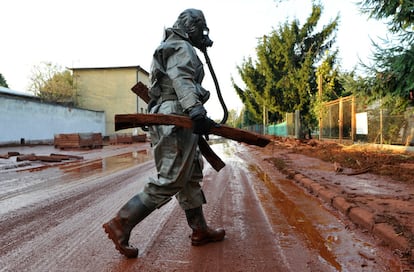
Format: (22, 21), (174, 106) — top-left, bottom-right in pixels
(185, 206), (225, 246)
(103, 195), (155, 258)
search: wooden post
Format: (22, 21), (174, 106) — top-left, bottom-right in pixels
(351, 96), (356, 142)
(295, 110), (300, 139)
(339, 97), (343, 143)
(318, 74), (323, 141)
(380, 98), (383, 145)
(263, 104), (266, 135)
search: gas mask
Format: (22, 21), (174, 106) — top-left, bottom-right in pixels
(173, 9), (213, 52)
(193, 26), (213, 52)
(173, 9), (227, 124)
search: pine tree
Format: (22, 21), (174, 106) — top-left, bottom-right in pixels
(234, 3), (339, 133)
(359, 0), (414, 101)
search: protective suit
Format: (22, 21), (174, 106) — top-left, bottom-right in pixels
(103, 9), (225, 258)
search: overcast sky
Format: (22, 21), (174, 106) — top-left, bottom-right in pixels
(1, 0), (388, 119)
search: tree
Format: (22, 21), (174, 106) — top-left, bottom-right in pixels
(232, 57), (266, 124)
(29, 62), (77, 105)
(225, 109), (244, 128)
(316, 51), (348, 101)
(234, 3), (339, 136)
(359, 0), (413, 37)
(358, 0), (414, 105)
(0, 73), (9, 88)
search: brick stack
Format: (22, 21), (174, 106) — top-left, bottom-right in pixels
(54, 133), (103, 149)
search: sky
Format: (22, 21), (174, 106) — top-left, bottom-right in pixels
(1, 0), (388, 120)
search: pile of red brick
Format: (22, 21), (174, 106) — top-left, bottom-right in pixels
(54, 133), (103, 150)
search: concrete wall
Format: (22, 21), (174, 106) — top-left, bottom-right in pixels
(0, 95), (105, 144)
(73, 66), (149, 135)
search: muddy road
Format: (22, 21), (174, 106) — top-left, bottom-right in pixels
(0, 141), (403, 271)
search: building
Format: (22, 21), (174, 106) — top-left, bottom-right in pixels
(0, 86), (105, 145)
(71, 65), (150, 136)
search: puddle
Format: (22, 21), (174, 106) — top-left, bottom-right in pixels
(249, 164), (342, 270)
(249, 164), (402, 271)
(59, 150), (152, 178)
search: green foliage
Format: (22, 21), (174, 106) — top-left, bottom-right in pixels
(312, 52), (349, 124)
(316, 51), (349, 101)
(358, 0), (414, 106)
(340, 72), (409, 114)
(224, 109), (244, 128)
(370, 43), (414, 99)
(359, 0), (414, 37)
(0, 73), (9, 88)
(29, 62), (77, 105)
(233, 3), (339, 133)
(232, 58), (263, 124)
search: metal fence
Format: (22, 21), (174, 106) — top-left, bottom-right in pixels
(249, 95), (414, 146)
(320, 96), (414, 145)
(319, 96), (354, 142)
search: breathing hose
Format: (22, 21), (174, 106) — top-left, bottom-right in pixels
(203, 50), (228, 124)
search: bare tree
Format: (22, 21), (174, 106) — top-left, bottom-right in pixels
(29, 62), (76, 105)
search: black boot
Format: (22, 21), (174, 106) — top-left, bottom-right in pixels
(103, 195), (154, 258)
(185, 206), (225, 246)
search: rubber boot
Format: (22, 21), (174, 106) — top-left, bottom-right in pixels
(185, 206), (225, 246)
(103, 195), (154, 258)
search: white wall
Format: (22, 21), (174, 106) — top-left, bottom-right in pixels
(0, 95), (105, 144)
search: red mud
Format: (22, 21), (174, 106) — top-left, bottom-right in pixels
(0, 141), (412, 271)
(256, 137), (414, 267)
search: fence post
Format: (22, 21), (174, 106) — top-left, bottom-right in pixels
(351, 96), (356, 142)
(263, 104), (268, 135)
(318, 74), (323, 141)
(339, 97), (343, 143)
(319, 115), (323, 141)
(295, 110), (300, 139)
(380, 98), (383, 145)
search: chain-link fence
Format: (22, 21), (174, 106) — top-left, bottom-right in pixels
(320, 96), (414, 145)
(320, 96), (354, 142)
(357, 101), (414, 145)
(249, 95), (414, 146)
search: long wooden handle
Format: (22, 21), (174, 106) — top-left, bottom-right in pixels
(130, 82), (226, 172)
(115, 113), (271, 147)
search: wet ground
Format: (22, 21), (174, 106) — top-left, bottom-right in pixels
(0, 141), (410, 271)
(260, 137), (414, 264)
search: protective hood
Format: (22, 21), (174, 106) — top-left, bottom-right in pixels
(172, 9), (213, 52)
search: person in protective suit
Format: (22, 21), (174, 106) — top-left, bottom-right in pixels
(103, 9), (225, 258)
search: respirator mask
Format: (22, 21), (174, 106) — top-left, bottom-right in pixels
(175, 9), (227, 123)
(174, 9), (213, 52)
(188, 23), (213, 53)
